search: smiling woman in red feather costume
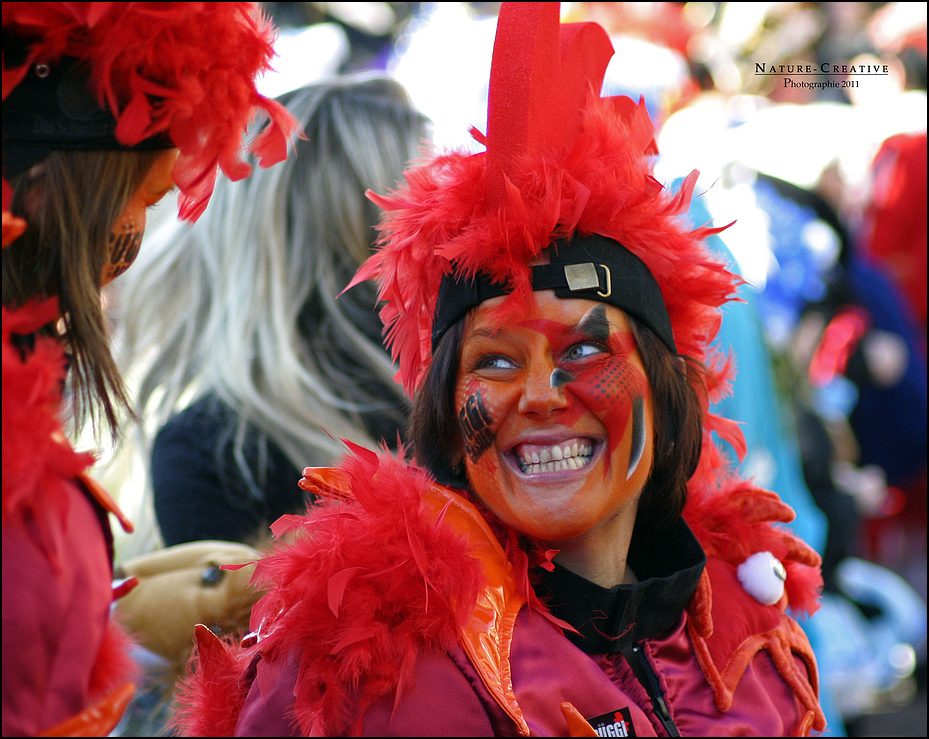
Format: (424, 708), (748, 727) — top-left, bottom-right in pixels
(173, 3), (826, 736)
(1, 3), (296, 735)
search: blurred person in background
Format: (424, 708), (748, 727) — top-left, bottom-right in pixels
(1, 3), (295, 735)
(262, 1), (420, 73)
(860, 130), (926, 346)
(112, 75), (430, 551)
(108, 69), (429, 739)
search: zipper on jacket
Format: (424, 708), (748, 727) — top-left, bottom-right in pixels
(621, 643), (682, 737)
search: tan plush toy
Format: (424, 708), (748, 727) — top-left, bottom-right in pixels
(113, 540), (263, 668)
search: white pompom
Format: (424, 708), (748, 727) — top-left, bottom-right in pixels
(737, 551), (787, 605)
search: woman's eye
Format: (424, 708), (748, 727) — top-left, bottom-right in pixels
(476, 355), (517, 371)
(565, 343), (605, 361)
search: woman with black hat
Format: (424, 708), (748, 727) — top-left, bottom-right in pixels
(2, 4), (295, 735)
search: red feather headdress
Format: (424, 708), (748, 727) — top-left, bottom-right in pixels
(2, 2), (297, 221)
(350, 3), (743, 456)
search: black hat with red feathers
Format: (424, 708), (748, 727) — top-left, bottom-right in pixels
(2, 2), (297, 221)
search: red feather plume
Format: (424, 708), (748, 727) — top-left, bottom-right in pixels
(352, 2), (739, 400)
(684, 475), (824, 617)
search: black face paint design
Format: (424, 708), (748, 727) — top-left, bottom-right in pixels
(576, 303), (611, 344)
(459, 391), (495, 462)
(627, 395), (645, 480)
(106, 226), (143, 280)
(550, 368), (576, 388)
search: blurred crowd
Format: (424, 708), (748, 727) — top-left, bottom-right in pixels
(76, 3), (925, 736)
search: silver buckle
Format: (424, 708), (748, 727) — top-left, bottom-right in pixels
(563, 263), (611, 298)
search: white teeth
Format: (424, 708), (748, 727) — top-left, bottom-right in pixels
(517, 441), (593, 474)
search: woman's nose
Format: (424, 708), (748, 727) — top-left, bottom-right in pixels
(517, 358), (570, 417)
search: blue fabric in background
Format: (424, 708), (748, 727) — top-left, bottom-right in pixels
(682, 182), (844, 735)
(845, 256), (928, 487)
(684, 184), (827, 552)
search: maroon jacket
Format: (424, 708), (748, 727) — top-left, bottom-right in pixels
(174, 449), (826, 737)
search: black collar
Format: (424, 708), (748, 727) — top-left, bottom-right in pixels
(533, 517), (706, 654)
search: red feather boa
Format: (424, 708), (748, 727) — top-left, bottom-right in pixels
(1, 298), (95, 570)
(174, 443), (488, 736)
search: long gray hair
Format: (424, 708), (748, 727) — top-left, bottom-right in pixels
(113, 75), (431, 523)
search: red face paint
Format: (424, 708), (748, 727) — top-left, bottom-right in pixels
(454, 292), (653, 544)
(522, 305), (648, 466)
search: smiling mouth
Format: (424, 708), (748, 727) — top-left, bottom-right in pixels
(514, 438), (594, 474)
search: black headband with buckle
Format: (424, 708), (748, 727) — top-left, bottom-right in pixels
(2, 45), (173, 181)
(432, 233), (676, 353)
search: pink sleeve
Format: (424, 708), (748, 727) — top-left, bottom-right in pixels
(2, 479), (114, 736)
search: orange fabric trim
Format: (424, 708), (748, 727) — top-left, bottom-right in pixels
(688, 568), (714, 638)
(561, 702), (599, 736)
(686, 572), (827, 735)
(420, 485), (530, 737)
(76, 471), (134, 534)
(37, 682), (135, 737)
(794, 709), (816, 737)
(2, 210), (27, 247)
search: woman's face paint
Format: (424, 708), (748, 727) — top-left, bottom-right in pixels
(103, 220), (144, 282)
(454, 292), (654, 544)
(101, 148), (179, 286)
